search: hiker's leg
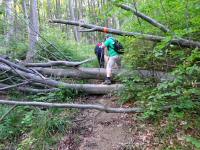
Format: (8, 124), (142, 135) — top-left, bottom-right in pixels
(106, 57), (115, 77)
(115, 56), (121, 69)
(97, 51), (102, 68)
(100, 51), (104, 68)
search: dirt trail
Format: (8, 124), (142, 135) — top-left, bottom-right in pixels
(58, 95), (159, 150)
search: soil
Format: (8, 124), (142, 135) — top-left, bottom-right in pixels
(57, 95), (160, 150)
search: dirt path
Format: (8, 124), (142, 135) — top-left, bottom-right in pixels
(58, 95), (159, 150)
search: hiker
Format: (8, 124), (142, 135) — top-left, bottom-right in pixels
(94, 42), (105, 68)
(103, 34), (122, 85)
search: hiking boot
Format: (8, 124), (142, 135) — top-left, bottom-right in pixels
(103, 79), (111, 85)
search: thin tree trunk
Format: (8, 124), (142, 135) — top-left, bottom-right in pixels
(22, 0), (30, 37)
(69, 0), (79, 41)
(46, 0), (52, 19)
(5, 0), (14, 44)
(26, 0), (39, 62)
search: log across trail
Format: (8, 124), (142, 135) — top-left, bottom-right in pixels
(32, 67), (174, 81)
(0, 57), (174, 95)
(0, 57), (123, 95)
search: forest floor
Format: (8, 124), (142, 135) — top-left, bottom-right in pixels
(57, 95), (162, 150)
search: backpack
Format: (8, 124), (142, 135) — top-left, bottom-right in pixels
(111, 38), (124, 54)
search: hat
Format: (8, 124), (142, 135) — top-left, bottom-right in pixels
(105, 34), (112, 38)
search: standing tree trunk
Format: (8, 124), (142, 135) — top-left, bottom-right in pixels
(5, 0), (14, 45)
(26, 0), (39, 63)
(69, 0), (79, 41)
(47, 0), (52, 19)
(55, 0), (61, 19)
(22, 0), (30, 38)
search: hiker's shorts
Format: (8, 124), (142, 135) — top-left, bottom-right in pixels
(106, 55), (121, 71)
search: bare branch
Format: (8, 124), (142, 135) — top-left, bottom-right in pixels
(116, 4), (170, 32)
(21, 57), (95, 67)
(0, 57), (33, 74)
(0, 83), (59, 93)
(0, 81), (31, 91)
(0, 100), (143, 113)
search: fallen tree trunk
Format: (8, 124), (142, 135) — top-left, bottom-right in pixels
(0, 100), (143, 113)
(116, 4), (170, 32)
(21, 57), (95, 68)
(50, 19), (200, 49)
(0, 64), (123, 94)
(34, 67), (174, 81)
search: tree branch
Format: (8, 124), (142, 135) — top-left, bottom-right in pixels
(0, 100), (143, 113)
(0, 83), (59, 93)
(0, 81), (31, 91)
(0, 57), (33, 74)
(21, 57), (95, 68)
(116, 4), (170, 32)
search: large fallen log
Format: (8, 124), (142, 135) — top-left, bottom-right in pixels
(0, 64), (123, 94)
(34, 67), (174, 81)
(50, 19), (200, 49)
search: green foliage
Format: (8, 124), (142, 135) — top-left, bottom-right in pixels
(118, 75), (153, 104)
(0, 87), (79, 148)
(0, 105), (75, 148)
(186, 136), (200, 149)
(28, 87), (78, 103)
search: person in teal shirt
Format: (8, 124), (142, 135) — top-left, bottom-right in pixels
(103, 34), (121, 85)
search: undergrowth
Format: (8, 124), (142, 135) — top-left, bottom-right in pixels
(0, 87), (79, 149)
(118, 49), (200, 149)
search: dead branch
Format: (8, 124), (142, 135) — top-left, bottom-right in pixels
(0, 83), (59, 93)
(0, 57), (33, 74)
(0, 100), (143, 113)
(21, 57), (95, 68)
(116, 4), (170, 32)
(50, 19), (200, 49)
(0, 81), (31, 91)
